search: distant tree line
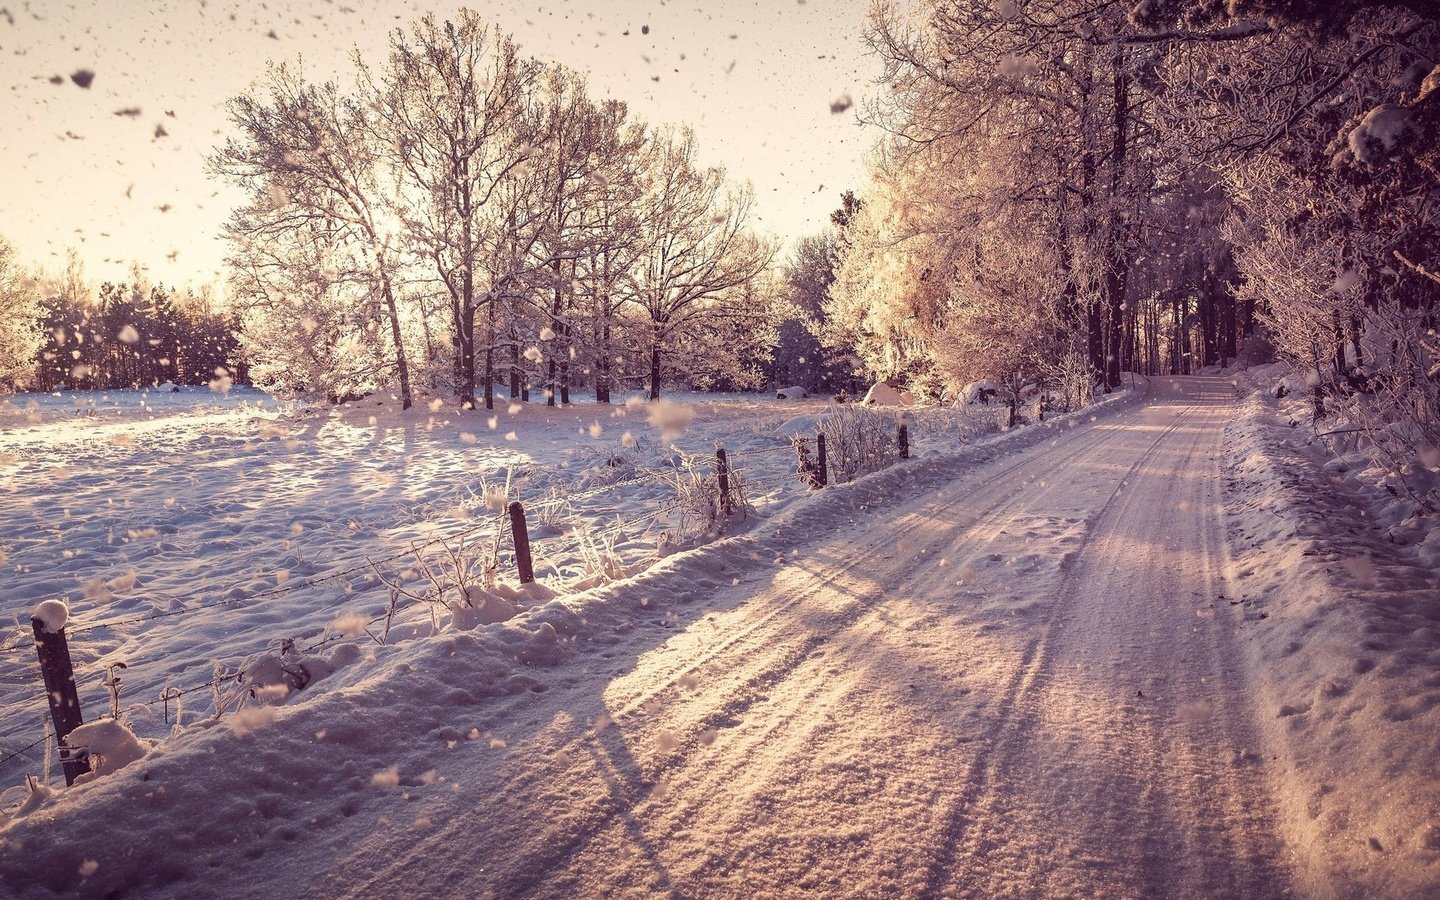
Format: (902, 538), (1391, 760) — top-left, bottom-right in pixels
(0, 243), (241, 393)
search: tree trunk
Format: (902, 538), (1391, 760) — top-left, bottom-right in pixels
(1077, 54), (1104, 384)
(1222, 288), (1237, 367)
(1102, 59), (1130, 391)
(451, 308), (463, 396)
(380, 278), (412, 410)
(1199, 274), (1218, 368)
(1087, 300), (1104, 383)
(649, 343), (661, 401)
(595, 320), (611, 403)
(509, 328), (521, 401)
(559, 316), (571, 405)
(460, 300), (476, 409)
(1333, 309), (1348, 376)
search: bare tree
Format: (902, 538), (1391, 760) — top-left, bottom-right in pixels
(627, 126), (777, 400)
(372, 11), (543, 410)
(214, 64), (415, 408)
(571, 103), (648, 403)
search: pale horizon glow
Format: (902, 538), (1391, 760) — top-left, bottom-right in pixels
(0, 0), (878, 291)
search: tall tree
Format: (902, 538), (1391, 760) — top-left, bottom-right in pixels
(627, 126), (776, 400)
(374, 11), (543, 410)
(570, 101), (648, 403)
(215, 63), (416, 409)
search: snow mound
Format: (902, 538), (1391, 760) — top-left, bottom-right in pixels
(452, 589), (519, 630)
(68, 719), (150, 783)
(861, 382), (914, 406)
(452, 581), (557, 630)
(773, 412), (830, 437)
(775, 385), (808, 400)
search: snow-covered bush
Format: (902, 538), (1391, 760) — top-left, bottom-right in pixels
(369, 535), (509, 634)
(1325, 306), (1440, 513)
(906, 404), (1005, 449)
(820, 405), (903, 484)
(655, 450), (750, 538)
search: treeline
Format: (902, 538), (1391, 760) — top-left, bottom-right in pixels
(815, 0), (1437, 428)
(0, 244), (241, 393)
(214, 9), (779, 410)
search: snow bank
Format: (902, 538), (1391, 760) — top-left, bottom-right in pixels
(1220, 375), (1440, 896)
(775, 385), (808, 400)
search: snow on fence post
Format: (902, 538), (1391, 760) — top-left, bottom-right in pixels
(816, 431), (828, 487)
(898, 423), (910, 460)
(30, 614), (91, 785)
(716, 447), (733, 516)
(507, 501), (535, 585)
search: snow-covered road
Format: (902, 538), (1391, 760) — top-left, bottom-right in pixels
(302, 376), (1291, 897)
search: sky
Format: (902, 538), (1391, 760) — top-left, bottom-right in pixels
(0, 0), (880, 291)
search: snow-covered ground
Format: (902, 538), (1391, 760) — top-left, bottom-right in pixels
(0, 385), (1004, 776)
(0, 372), (1435, 897)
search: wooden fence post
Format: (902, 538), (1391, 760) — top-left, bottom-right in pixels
(716, 448), (733, 515)
(898, 423), (910, 460)
(31, 618), (90, 786)
(507, 501), (534, 584)
(816, 432), (828, 487)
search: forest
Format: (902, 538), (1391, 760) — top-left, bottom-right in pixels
(0, 0), (1436, 460)
(828, 0), (1437, 430)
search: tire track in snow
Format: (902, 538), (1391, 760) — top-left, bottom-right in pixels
(915, 401), (1204, 897)
(529, 411), (1180, 895)
(599, 418), (1129, 724)
(470, 409), (1184, 894)
(920, 383), (1292, 898)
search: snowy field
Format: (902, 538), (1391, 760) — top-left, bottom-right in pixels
(1, 373), (1437, 897)
(0, 385), (1004, 773)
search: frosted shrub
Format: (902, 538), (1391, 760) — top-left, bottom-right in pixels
(1046, 349), (1096, 413)
(821, 405), (900, 483)
(575, 531), (625, 585)
(656, 450), (750, 538)
(906, 404), (1005, 447)
(369, 536), (495, 632)
(1328, 307), (1440, 513)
